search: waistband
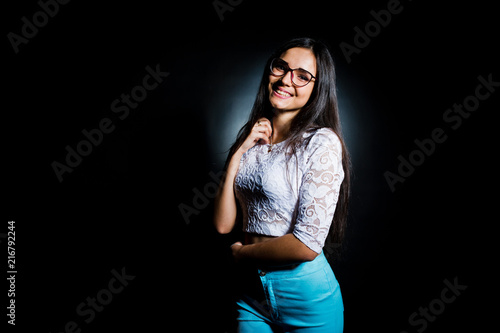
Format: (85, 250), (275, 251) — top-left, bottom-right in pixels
(257, 251), (329, 279)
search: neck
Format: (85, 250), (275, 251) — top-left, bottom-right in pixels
(271, 109), (299, 143)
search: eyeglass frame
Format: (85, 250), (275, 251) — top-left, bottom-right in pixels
(269, 58), (317, 87)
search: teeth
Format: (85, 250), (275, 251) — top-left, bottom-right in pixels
(275, 89), (291, 97)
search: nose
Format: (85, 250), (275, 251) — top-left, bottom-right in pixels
(280, 70), (293, 86)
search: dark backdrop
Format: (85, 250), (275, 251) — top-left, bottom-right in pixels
(4, 0), (497, 332)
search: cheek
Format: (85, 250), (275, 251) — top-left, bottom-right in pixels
(296, 87), (314, 103)
(268, 77), (278, 90)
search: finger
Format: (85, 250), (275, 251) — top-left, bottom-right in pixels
(258, 119), (273, 137)
(253, 122), (272, 138)
(255, 118), (271, 129)
(254, 131), (271, 144)
(253, 133), (270, 144)
(256, 130), (271, 143)
(253, 128), (272, 140)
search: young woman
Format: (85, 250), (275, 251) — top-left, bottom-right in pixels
(214, 37), (350, 332)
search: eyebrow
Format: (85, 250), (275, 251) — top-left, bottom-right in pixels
(279, 58), (315, 76)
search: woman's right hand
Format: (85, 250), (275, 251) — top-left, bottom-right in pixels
(237, 118), (273, 155)
(214, 118), (272, 234)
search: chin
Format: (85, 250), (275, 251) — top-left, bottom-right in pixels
(269, 95), (291, 109)
(270, 98), (303, 113)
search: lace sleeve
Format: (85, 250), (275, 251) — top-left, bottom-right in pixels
(292, 129), (344, 254)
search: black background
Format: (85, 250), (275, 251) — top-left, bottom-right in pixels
(4, 0), (497, 332)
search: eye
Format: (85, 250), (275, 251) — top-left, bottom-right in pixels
(271, 59), (289, 75)
(298, 74), (309, 81)
(295, 70), (312, 83)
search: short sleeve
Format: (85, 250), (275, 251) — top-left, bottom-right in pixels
(292, 129), (344, 254)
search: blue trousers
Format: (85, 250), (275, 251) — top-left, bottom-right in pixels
(236, 252), (343, 332)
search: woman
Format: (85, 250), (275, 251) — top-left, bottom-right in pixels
(214, 37), (350, 332)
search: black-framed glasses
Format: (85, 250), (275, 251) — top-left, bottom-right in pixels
(270, 58), (316, 87)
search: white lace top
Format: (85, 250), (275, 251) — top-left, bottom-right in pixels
(234, 128), (344, 254)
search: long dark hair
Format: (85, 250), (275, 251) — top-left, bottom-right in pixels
(227, 37), (351, 256)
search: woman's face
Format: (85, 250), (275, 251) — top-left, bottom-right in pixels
(268, 47), (317, 113)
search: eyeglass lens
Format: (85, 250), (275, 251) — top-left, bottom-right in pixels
(271, 59), (313, 86)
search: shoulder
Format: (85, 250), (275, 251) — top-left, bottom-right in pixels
(300, 128), (344, 173)
(303, 127), (342, 153)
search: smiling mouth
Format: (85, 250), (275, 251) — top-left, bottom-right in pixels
(273, 87), (292, 98)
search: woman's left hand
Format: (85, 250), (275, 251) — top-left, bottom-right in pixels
(231, 241), (244, 262)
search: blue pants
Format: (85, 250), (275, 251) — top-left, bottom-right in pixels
(236, 252), (343, 332)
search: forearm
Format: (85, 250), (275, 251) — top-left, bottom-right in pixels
(213, 150), (243, 234)
(237, 234), (318, 264)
